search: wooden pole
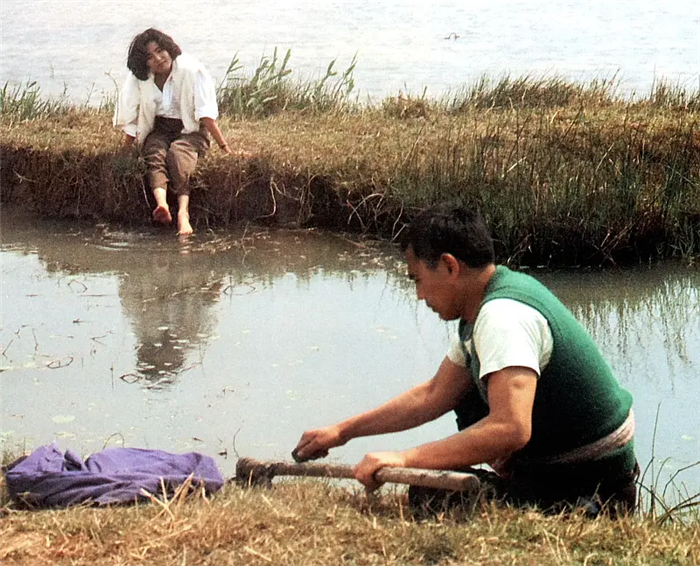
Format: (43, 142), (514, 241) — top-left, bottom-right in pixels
(235, 457), (481, 492)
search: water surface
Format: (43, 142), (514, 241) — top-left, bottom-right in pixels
(1, 213), (698, 497)
(1, 0), (697, 103)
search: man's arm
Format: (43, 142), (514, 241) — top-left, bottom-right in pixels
(293, 356), (472, 462)
(353, 366), (537, 489)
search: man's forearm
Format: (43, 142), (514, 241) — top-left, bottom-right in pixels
(399, 414), (528, 471)
(399, 368), (537, 471)
(339, 358), (470, 443)
(295, 357), (471, 463)
(337, 382), (448, 443)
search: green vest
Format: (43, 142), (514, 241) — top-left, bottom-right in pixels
(454, 266), (636, 477)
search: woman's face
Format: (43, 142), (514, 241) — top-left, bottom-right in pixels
(145, 41), (173, 77)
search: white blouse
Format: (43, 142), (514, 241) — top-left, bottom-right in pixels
(113, 52), (219, 145)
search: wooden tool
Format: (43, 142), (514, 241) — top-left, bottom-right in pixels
(235, 457), (481, 492)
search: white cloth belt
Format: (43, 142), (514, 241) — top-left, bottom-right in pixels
(537, 408), (636, 466)
(492, 409), (635, 474)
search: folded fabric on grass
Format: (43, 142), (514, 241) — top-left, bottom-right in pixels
(3, 442), (224, 508)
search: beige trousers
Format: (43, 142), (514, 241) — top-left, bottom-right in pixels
(143, 117), (210, 196)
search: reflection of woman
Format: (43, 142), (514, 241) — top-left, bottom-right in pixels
(114, 28), (231, 236)
(118, 253), (224, 384)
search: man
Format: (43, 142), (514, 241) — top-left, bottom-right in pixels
(294, 205), (638, 516)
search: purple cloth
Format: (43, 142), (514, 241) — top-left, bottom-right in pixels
(3, 443), (224, 508)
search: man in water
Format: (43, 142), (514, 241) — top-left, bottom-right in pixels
(293, 205), (638, 516)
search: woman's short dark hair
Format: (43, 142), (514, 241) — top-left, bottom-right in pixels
(401, 205), (495, 269)
(126, 28), (182, 80)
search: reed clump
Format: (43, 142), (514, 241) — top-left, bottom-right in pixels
(1, 54), (698, 266)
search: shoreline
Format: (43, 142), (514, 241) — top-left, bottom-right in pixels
(1, 76), (699, 267)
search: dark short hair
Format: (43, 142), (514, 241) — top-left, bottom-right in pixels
(401, 205), (495, 269)
(126, 28), (182, 81)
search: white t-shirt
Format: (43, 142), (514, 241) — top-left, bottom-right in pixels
(447, 298), (553, 380)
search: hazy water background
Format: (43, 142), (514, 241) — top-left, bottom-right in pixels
(1, 0), (698, 104)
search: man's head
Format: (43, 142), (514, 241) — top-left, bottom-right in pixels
(401, 205), (495, 321)
(401, 205), (494, 269)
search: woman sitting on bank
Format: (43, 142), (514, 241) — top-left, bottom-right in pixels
(114, 28), (231, 236)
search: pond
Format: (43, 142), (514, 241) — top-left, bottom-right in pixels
(1, 212), (698, 497)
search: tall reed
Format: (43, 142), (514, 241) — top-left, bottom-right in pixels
(0, 81), (72, 122)
(216, 48), (358, 117)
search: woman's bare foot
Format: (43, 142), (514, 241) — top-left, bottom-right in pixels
(152, 205), (172, 225)
(177, 213), (193, 236)
(176, 194), (193, 236)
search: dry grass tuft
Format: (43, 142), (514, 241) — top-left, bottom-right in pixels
(1, 478), (698, 566)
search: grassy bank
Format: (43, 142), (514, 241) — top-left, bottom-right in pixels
(1, 57), (699, 266)
(1, 477), (699, 566)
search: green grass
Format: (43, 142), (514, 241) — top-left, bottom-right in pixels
(216, 48), (359, 117)
(0, 81), (72, 121)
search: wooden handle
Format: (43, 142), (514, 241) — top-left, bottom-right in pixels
(236, 457), (481, 492)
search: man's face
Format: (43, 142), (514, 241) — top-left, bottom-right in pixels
(405, 247), (462, 321)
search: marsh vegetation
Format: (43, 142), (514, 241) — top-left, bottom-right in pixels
(1, 51), (698, 266)
(1, 471), (699, 566)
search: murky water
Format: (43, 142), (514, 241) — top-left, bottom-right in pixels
(1, 212), (698, 495)
(1, 0), (698, 104)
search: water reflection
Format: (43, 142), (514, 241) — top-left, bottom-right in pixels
(118, 255), (223, 385)
(0, 213), (403, 389)
(539, 266), (700, 384)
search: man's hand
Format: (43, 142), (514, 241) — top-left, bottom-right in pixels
(353, 451), (408, 492)
(293, 425), (345, 463)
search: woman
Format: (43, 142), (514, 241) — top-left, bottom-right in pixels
(114, 28), (231, 235)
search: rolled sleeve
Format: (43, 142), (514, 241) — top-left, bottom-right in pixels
(446, 334), (467, 366)
(194, 69), (218, 120)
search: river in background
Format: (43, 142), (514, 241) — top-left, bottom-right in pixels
(1, 0), (698, 104)
(1, 212), (698, 497)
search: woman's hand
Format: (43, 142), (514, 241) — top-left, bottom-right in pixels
(122, 134), (136, 150)
(112, 134), (140, 175)
(117, 134), (139, 160)
(201, 117), (234, 155)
